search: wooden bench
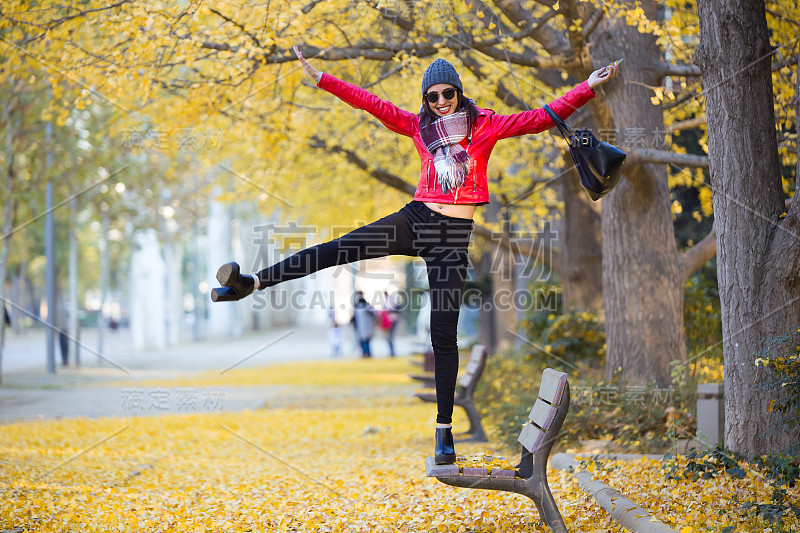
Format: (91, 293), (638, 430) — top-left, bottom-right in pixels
(408, 348), (436, 385)
(413, 344), (488, 443)
(409, 347), (435, 372)
(409, 372), (436, 389)
(425, 368), (571, 533)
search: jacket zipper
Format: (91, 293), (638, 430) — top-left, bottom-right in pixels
(472, 159), (476, 192)
(470, 127), (476, 193)
(426, 160), (430, 192)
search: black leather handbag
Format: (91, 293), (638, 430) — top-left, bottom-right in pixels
(543, 105), (626, 201)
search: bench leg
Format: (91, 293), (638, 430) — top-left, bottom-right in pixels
(530, 461), (567, 533)
(529, 385), (571, 533)
(456, 398), (488, 443)
(515, 447), (533, 479)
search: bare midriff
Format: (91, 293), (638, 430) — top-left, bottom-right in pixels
(423, 202), (477, 220)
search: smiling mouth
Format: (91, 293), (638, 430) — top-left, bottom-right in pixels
(436, 104), (452, 114)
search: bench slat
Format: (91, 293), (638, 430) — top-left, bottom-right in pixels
(458, 366), (478, 388)
(457, 345), (486, 389)
(538, 368), (567, 405)
(415, 391), (437, 402)
(518, 423), (546, 454)
(425, 456), (459, 477)
(465, 358), (481, 373)
(462, 466), (489, 477)
(528, 398), (558, 430)
(490, 468), (516, 479)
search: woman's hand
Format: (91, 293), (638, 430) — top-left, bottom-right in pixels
(293, 45), (320, 82)
(587, 61), (620, 89)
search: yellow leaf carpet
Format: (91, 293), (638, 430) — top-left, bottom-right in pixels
(2, 358), (795, 532)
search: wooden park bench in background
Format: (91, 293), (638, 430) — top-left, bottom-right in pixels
(408, 347), (436, 388)
(410, 346), (435, 373)
(413, 344), (488, 442)
(425, 368), (571, 533)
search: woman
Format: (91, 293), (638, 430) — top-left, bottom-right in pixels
(212, 46), (619, 464)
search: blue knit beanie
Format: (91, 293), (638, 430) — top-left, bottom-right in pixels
(421, 58), (463, 95)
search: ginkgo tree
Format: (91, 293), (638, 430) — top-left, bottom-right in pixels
(695, 0), (799, 457)
(1, 0), (798, 435)
(0, 61), (208, 381)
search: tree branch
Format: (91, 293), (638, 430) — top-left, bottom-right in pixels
(463, 0), (573, 88)
(467, 0), (515, 36)
(558, 0), (594, 69)
(627, 148), (709, 168)
(680, 223), (717, 281)
(478, 0), (571, 55)
(457, 52), (529, 110)
(467, 0), (559, 49)
(190, 12), (575, 69)
(226, 37), (575, 69)
(308, 136), (416, 194)
(581, 7), (604, 39)
(273, 0), (324, 37)
(657, 61), (703, 78)
(471, 42), (577, 69)
(366, 0), (414, 31)
(207, 7), (262, 48)
(667, 115), (706, 133)
(772, 54), (797, 72)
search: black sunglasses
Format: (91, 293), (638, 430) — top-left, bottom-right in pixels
(424, 88), (457, 104)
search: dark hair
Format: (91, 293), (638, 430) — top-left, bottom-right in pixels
(418, 88), (479, 133)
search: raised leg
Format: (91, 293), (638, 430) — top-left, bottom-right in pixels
(256, 210), (416, 288)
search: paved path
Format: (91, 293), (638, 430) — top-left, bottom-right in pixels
(0, 324), (418, 423)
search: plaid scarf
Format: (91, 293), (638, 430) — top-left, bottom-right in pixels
(420, 110), (470, 193)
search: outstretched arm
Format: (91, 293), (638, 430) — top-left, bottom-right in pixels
(293, 46), (417, 137)
(294, 45), (322, 84)
(491, 62), (621, 139)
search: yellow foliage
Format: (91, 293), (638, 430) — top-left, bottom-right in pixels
(0, 358), (626, 532)
(3, 354), (793, 531)
(454, 453), (515, 474)
(590, 455), (800, 530)
(2, 0), (797, 264)
(2, 353), (796, 531)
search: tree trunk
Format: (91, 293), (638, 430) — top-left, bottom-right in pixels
(0, 97), (14, 384)
(473, 253), (497, 351)
(68, 197), (80, 367)
(561, 159), (603, 314)
(695, 0), (797, 457)
(0, 197), (9, 385)
(483, 195), (517, 352)
(594, 0), (687, 386)
(97, 210), (109, 359)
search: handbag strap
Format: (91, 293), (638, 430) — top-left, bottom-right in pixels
(543, 105), (575, 142)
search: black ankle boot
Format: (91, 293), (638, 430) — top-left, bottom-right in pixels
(210, 262), (256, 302)
(434, 427), (456, 465)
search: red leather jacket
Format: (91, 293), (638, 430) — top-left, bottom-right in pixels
(317, 72), (596, 205)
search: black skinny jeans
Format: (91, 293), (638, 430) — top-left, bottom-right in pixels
(255, 200), (474, 425)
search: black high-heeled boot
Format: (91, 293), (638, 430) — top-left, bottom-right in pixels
(211, 262), (256, 302)
(434, 427), (456, 465)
